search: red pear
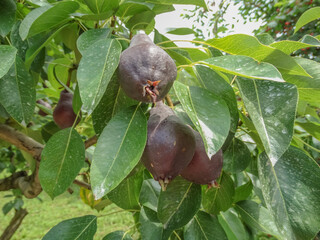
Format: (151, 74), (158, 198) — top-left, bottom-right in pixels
(180, 131), (223, 185)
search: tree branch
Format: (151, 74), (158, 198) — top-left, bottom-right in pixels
(0, 124), (43, 161)
(0, 208), (28, 240)
(0, 124), (43, 198)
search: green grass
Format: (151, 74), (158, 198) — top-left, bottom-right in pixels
(0, 187), (135, 239)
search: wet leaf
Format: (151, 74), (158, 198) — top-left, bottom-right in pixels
(202, 55), (283, 82)
(174, 82), (230, 156)
(91, 105), (147, 199)
(92, 74), (137, 135)
(258, 146), (320, 240)
(184, 211), (228, 240)
(202, 172), (235, 215)
(235, 200), (281, 238)
(0, 0), (16, 37)
(139, 179), (161, 212)
(39, 128), (85, 199)
(0, 56), (35, 125)
(158, 177), (201, 232)
(237, 78), (298, 165)
(19, 2), (79, 40)
(206, 34), (310, 77)
(42, 215), (97, 240)
(0, 45), (17, 79)
(77, 38), (121, 113)
(223, 138), (252, 173)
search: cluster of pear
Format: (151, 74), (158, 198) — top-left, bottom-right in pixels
(118, 34), (223, 190)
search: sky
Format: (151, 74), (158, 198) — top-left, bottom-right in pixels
(154, 2), (263, 46)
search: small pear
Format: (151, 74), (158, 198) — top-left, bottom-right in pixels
(53, 90), (78, 129)
(180, 130), (223, 185)
(118, 33), (177, 103)
(37, 99), (52, 116)
(141, 101), (195, 190)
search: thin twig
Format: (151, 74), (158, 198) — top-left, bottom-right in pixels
(165, 95), (174, 108)
(73, 179), (91, 190)
(84, 135), (98, 149)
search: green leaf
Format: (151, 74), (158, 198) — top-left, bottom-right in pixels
(157, 177), (201, 232)
(296, 116), (320, 141)
(270, 36), (320, 55)
(146, 0), (207, 10)
(0, 0), (16, 37)
(184, 211), (228, 240)
(206, 34), (310, 77)
(41, 121), (60, 142)
(202, 172), (235, 215)
(256, 34), (274, 45)
(237, 78), (298, 165)
(174, 82), (230, 156)
(39, 128), (85, 199)
(107, 170), (143, 210)
(77, 38), (121, 113)
(283, 57), (320, 104)
(0, 56), (35, 125)
(139, 179), (161, 212)
(91, 105), (147, 199)
(202, 55), (283, 82)
(233, 181), (253, 203)
(139, 207), (164, 240)
(102, 230), (132, 240)
(235, 200), (281, 238)
(0, 45), (17, 79)
(116, 2), (152, 18)
(92, 74), (137, 135)
(25, 25), (69, 69)
(167, 27), (195, 35)
(83, 0), (119, 14)
(294, 7), (320, 33)
(76, 28), (112, 55)
(19, 2), (79, 40)
(10, 21), (29, 60)
(193, 65), (238, 134)
(126, 11), (156, 31)
(258, 146), (320, 240)
(42, 215), (97, 240)
(218, 209), (249, 240)
(223, 138), (252, 173)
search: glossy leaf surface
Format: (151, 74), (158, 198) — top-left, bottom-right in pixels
(42, 215), (97, 240)
(258, 147), (320, 240)
(237, 78), (298, 165)
(202, 172), (235, 215)
(202, 55), (283, 82)
(77, 38), (121, 113)
(39, 128), (85, 199)
(158, 177), (201, 232)
(19, 2), (79, 40)
(0, 56), (35, 125)
(184, 211), (227, 240)
(91, 106), (147, 199)
(0, 45), (17, 79)
(174, 82), (230, 156)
